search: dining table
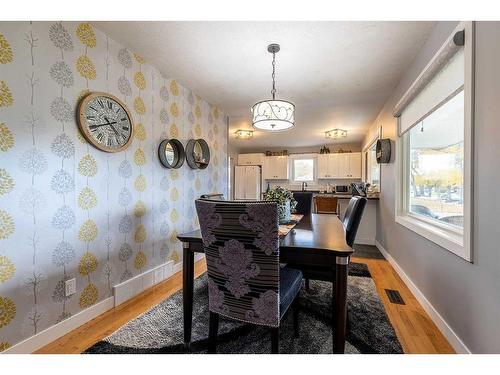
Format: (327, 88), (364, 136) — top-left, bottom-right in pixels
(177, 213), (354, 353)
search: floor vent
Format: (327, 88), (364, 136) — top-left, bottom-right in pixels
(385, 289), (405, 305)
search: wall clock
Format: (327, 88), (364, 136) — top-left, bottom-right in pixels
(78, 92), (134, 152)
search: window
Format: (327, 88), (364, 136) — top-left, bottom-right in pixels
(395, 22), (473, 261)
(365, 141), (380, 186)
(292, 158), (315, 182)
(407, 91), (464, 229)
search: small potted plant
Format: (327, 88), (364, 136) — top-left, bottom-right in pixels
(263, 186), (297, 224)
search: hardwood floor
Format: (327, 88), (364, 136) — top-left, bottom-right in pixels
(36, 255), (454, 354)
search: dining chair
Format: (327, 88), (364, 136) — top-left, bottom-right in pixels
(200, 193), (225, 200)
(293, 192), (313, 215)
(195, 199), (303, 354)
(342, 196), (367, 247)
(314, 196), (338, 214)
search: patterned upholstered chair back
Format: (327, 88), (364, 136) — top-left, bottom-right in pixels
(195, 199), (280, 327)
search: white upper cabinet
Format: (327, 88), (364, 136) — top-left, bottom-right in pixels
(318, 154), (339, 178)
(237, 153), (265, 166)
(263, 156), (289, 180)
(317, 152), (361, 179)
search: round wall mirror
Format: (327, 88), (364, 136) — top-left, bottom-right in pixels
(186, 139), (210, 169)
(158, 139), (185, 169)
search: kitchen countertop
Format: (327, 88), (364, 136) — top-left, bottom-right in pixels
(292, 191), (379, 200)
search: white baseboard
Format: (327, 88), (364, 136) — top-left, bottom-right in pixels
(3, 256), (205, 354)
(375, 240), (471, 354)
(3, 296), (114, 354)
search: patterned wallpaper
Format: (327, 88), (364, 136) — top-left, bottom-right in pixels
(0, 21), (228, 351)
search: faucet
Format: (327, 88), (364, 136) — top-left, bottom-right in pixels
(301, 182), (308, 191)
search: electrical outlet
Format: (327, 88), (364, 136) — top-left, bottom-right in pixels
(65, 278), (76, 296)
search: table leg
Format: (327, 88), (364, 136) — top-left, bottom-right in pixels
(333, 255), (349, 354)
(183, 243), (194, 350)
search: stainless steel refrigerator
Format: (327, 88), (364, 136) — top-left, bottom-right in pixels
(234, 165), (262, 200)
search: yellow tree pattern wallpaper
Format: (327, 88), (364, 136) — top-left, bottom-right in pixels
(0, 22), (227, 352)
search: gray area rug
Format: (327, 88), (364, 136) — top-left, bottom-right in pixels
(85, 263), (403, 354)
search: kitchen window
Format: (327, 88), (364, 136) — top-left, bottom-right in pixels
(394, 22), (474, 261)
(292, 157), (315, 183)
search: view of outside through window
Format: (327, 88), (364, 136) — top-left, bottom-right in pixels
(408, 90), (464, 229)
(367, 143), (380, 186)
(293, 159), (314, 182)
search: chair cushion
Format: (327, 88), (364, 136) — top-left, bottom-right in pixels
(279, 267), (303, 319)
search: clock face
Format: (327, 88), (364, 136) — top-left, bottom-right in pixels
(79, 93), (133, 152)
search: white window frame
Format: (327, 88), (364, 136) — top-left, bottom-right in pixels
(395, 22), (474, 262)
(290, 154), (317, 185)
(363, 126), (382, 187)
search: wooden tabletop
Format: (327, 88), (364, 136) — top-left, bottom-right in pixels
(177, 213), (353, 257)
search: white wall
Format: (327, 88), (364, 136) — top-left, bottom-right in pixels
(363, 21), (500, 353)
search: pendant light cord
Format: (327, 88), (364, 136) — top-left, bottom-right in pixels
(271, 51), (276, 100)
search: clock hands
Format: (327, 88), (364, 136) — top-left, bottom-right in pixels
(89, 121), (117, 130)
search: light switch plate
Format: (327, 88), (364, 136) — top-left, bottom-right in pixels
(65, 278), (76, 296)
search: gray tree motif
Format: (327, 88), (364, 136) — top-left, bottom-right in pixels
(188, 112), (195, 124)
(51, 169), (74, 194)
(118, 243), (133, 262)
(118, 160), (132, 179)
(208, 112), (213, 125)
(52, 278), (72, 303)
(51, 133), (75, 159)
(19, 148), (48, 175)
(52, 241), (75, 267)
(19, 187), (46, 215)
(50, 97), (73, 122)
(52, 205), (75, 230)
(159, 198), (169, 214)
(120, 269), (132, 283)
(159, 243), (170, 260)
(159, 86), (169, 102)
(49, 22), (73, 51)
(188, 206), (195, 219)
(159, 221), (170, 236)
(117, 48), (132, 69)
(117, 75), (132, 97)
(118, 187), (132, 207)
(159, 109), (169, 124)
(49, 61), (74, 87)
(159, 176), (170, 191)
(118, 214), (132, 234)
(187, 92), (195, 105)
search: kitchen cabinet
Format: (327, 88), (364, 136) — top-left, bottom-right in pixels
(237, 153), (264, 166)
(317, 154), (339, 178)
(263, 155), (289, 180)
(317, 152), (361, 179)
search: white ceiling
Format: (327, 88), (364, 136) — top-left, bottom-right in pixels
(95, 21), (436, 151)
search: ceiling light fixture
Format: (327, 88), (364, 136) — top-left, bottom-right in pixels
(325, 129), (347, 139)
(235, 129), (254, 139)
(251, 44), (295, 132)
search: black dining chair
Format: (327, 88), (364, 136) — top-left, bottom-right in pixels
(293, 192), (314, 215)
(195, 199), (302, 354)
(342, 196), (367, 247)
(200, 193), (225, 201)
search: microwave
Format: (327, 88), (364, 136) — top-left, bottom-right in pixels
(335, 185), (350, 194)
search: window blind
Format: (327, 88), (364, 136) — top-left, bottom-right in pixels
(394, 29), (465, 136)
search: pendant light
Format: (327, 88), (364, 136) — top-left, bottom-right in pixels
(251, 44), (295, 132)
